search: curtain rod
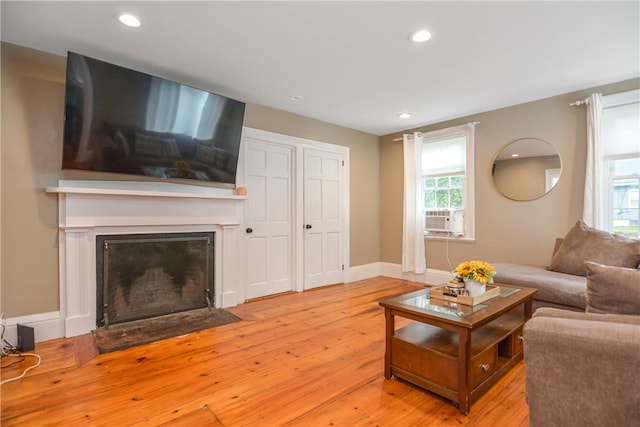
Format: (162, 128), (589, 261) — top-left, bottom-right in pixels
(570, 96), (637, 108)
(391, 121), (480, 142)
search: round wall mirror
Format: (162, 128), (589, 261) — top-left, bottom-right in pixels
(491, 138), (561, 201)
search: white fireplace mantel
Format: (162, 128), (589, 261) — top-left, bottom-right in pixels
(46, 180), (246, 337)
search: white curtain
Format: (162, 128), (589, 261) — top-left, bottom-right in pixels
(402, 132), (426, 273)
(582, 93), (603, 227)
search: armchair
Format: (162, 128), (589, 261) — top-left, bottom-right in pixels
(523, 308), (640, 427)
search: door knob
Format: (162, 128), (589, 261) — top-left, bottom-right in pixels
(305, 224), (312, 229)
(246, 227), (253, 234)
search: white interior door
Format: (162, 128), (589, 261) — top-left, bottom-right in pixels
(303, 148), (345, 289)
(243, 139), (294, 299)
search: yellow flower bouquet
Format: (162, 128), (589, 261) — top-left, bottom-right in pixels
(453, 260), (496, 284)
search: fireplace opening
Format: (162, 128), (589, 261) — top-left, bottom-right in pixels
(96, 232), (214, 328)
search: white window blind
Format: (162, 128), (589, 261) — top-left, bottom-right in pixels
(602, 102), (640, 158)
(422, 135), (466, 176)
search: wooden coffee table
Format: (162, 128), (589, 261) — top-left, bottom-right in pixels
(379, 283), (537, 415)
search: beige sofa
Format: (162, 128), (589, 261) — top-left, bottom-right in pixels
(492, 221), (640, 312)
(523, 261), (640, 426)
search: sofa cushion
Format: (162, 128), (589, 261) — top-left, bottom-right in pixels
(585, 261), (640, 315)
(549, 221), (640, 276)
(492, 262), (587, 310)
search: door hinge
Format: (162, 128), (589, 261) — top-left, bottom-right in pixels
(342, 264), (345, 271)
(342, 160), (344, 166)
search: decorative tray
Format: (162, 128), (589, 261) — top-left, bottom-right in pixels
(430, 284), (501, 306)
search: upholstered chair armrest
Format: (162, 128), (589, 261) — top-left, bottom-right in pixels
(523, 316), (640, 427)
(533, 307), (640, 325)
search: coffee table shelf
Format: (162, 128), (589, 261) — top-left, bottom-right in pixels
(379, 284), (536, 414)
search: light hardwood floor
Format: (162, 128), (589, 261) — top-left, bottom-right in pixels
(1, 277), (529, 426)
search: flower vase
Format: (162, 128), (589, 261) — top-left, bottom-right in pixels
(464, 279), (486, 297)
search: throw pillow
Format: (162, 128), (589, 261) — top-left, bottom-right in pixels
(585, 261), (640, 315)
(549, 220), (640, 276)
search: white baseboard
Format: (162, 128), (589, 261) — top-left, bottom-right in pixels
(3, 312), (65, 347)
(4, 263), (450, 345)
(346, 263), (381, 282)
(377, 262), (451, 285)
(347, 262), (450, 286)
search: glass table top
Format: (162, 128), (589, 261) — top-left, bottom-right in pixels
(399, 285), (521, 318)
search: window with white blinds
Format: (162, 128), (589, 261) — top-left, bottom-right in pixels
(601, 89), (640, 238)
(421, 124), (476, 239)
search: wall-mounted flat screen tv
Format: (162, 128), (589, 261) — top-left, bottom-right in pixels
(62, 51), (246, 186)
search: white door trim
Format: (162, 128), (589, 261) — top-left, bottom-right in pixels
(238, 127), (350, 293)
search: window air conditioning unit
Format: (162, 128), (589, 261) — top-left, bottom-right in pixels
(424, 209), (464, 234)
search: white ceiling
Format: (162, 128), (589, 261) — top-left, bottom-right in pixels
(2, 1), (638, 136)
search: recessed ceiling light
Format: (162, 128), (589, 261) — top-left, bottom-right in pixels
(511, 153), (520, 158)
(409, 29), (432, 43)
(398, 113), (412, 119)
(289, 95), (302, 101)
(118, 13), (141, 28)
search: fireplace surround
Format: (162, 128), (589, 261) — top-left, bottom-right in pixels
(47, 180), (245, 338)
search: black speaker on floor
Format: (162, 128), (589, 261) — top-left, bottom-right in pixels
(17, 324), (34, 352)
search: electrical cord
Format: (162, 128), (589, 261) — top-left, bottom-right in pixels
(1, 323), (16, 354)
(0, 313), (42, 385)
(1, 355), (25, 368)
(0, 353), (41, 385)
(446, 231), (453, 272)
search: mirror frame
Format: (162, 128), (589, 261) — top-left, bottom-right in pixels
(491, 137), (562, 201)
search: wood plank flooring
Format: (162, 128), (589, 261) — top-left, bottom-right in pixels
(1, 277), (529, 426)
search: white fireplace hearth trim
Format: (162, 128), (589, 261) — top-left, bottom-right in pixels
(47, 180), (246, 338)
